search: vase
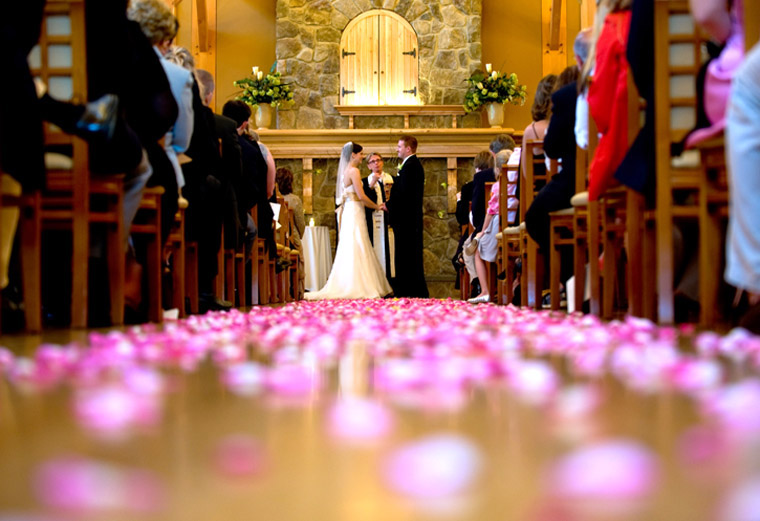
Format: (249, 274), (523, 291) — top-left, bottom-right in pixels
(485, 102), (504, 128)
(254, 103), (273, 129)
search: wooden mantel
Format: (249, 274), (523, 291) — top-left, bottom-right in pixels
(257, 127), (523, 214)
(335, 105), (467, 129)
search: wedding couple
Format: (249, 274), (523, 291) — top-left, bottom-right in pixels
(306, 136), (429, 300)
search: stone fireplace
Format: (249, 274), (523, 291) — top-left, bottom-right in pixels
(275, 0), (484, 129)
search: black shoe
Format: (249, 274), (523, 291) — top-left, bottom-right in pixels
(469, 278), (481, 300)
(199, 293), (233, 313)
(76, 94), (118, 142)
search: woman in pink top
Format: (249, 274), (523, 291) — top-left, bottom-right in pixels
(685, 0), (744, 147)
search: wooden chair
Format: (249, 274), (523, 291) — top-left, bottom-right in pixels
(131, 186), (164, 323)
(653, 0), (704, 323)
(30, 0), (126, 329)
(496, 159), (520, 305)
(519, 141), (555, 309)
(458, 223), (472, 300)
(165, 205), (186, 317)
(185, 240), (199, 313)
(287, 206), (302, 301)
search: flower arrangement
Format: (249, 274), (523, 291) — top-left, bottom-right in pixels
(234, 65), (294, 108)
(463, 64), (527, 113)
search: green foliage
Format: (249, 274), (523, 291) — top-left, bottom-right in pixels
(463, 69), (527, 113)
(234, 64), (295, 109)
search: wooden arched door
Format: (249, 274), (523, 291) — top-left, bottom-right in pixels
(340, 10), (419, 106)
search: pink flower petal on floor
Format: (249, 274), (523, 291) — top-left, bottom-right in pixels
(718, 476), (760, 521)
(548, 440), (659, 501)
(213, 435), (269, 478)
(34, 457), (165, 513)
(382, 434), (482, 499)
(327, 397), (394, 443)
(222, 362), (265, 397)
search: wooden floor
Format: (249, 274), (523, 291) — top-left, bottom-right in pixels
(0, 300), (755, 521)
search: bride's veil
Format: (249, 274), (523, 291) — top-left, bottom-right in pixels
(336, 142), (354, 205)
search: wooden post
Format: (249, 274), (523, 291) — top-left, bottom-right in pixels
(542, 0), (567, 75)
(447, 157), (458, 214)
(303, 158), (313, 215)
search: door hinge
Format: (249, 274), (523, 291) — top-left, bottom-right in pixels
(342, 87), (356, 97)
(402, 86), (417, 96)
(402, 48), (417, 58)
(342, 49), (356, 58)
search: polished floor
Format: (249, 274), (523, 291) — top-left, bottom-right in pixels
(0, 299), (758, 521)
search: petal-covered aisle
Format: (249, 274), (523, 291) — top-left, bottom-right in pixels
(1, 299), (760, 521)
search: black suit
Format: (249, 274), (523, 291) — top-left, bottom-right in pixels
(471, 167), (496, 235)
(213, 113), (245, 249)
(386, 155), (429, 298)
(362, 174), (391, 277)
(526, 83), (578, 264)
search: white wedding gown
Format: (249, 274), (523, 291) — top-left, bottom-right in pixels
(305, 184), (392, 300)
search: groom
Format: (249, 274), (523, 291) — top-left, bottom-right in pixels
(382, 135), (429, 298)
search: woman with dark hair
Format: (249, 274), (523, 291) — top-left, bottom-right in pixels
(276, 167), (305, 298)
(305, 142), (392, 300)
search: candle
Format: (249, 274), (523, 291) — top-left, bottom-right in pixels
(485, 63), (492, 73)
(309, 217), (315, 227)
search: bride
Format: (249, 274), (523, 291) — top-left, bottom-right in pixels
(305, 142), (392, 300)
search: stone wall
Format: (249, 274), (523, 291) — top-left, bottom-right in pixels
(276, 156), (478, 298)
(275, 0), (483, 129)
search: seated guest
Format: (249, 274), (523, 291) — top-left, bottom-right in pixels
(462, 151), (494, 297)
(165, 49), (230, 312)
(222, 101), (275, 257)
(195, 70), (248, 253)
(276, 167), (305, 298)
(520, 73), (558, 183)
(525, 66), (581, 255)
(725, 43), (760, 331)
(471, 134), (516, 238)
(586, 0), (632, 200)
(684, 0), (745, 147)
(469, 150), (514, 304)
(525, 28), (592, 258)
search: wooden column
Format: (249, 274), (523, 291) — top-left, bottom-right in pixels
(303, 158), (313, 214)
(542, 0), (567, 75)
(192, 0), (216, 110)
(447, 157), (458, 213)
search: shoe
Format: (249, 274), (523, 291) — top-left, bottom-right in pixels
(467, 294), (490, 304)
(469, 278), (481, 300)
(75, 94), (118, 141)
(464, 237), (479, 256)
(199, 293), (233, 313)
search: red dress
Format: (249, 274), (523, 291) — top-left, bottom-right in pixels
(587, 10), (632, 201)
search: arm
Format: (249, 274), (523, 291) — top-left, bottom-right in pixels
(574, 92), (589, 150)
(171, 72), (195, 153)
(689, 0), (732, 42)
(350, 167), (381, 210)
(260, 143), (276, 198)
(587, 22), (617, 135)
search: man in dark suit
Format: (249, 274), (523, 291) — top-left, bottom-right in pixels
(382, 135), (429, 298)
(362, 152), (391, 278)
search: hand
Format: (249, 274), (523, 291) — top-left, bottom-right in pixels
(456, 191), (461, 201)
(475, 231), (484, 240)
(379, 203), (388, 212)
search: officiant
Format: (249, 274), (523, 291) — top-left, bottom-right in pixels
(362, 152), (394, 280)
